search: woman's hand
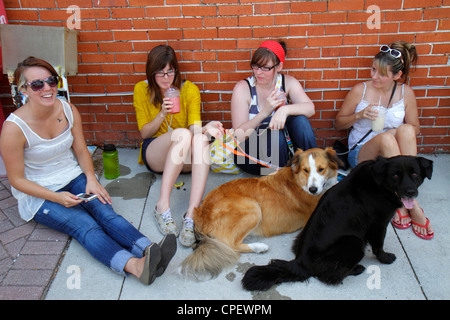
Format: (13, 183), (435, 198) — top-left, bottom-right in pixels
(54, 191), (83, 208)
(85, 179), (112, 205)
(269, 106), (288, 130)
(359, 105), (379, 121)
(203, 121), (224, 139)
(160, 98), (174, 116)
(262, 89), (285, 116)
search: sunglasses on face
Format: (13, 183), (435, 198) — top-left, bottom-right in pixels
(379, 45), (402, 59)
(24, 76), (60, 92)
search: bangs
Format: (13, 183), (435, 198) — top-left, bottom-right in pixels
(373, 54), (391, 77)
(251, 47), (277, 67)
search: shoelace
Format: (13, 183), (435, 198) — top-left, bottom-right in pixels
(161, 209), (175, 224)
(183, 217), (194, 231)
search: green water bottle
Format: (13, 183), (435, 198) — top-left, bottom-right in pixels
(102, 144), (120, 179)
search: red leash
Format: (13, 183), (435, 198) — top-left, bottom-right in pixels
(218, 129), (280, 171)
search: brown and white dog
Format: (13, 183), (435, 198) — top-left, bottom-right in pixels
(181, 147), (342, 280)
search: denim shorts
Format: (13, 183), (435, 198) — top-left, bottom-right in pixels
(348, 144), (362, 169)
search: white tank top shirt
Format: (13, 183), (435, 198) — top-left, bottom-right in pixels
(5, 99), (83, 221)
(348, 82), (406, 149)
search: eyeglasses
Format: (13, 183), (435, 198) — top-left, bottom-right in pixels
(24, 76), (60, 92)
(380, 45), (402, 59)
(251, 64), (279, 72)
(154, 69), (176, 78)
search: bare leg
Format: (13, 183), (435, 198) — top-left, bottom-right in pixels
(124, 257), (145, 278)
(145, 128), (193, 213)
(185, 132), (210, 219)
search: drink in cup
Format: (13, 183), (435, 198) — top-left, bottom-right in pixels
(275, 88), (286, 110)
(165, 87), (180, 114)
(371, 105), (387, 132)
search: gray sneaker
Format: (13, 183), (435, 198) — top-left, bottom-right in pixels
(154, 206), (178, 236)
(180, 216), (196, 247)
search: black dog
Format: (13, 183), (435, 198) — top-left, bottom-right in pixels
(242, 155), (433, 291)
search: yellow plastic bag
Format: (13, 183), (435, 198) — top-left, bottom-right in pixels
(209, 129), (240, 174)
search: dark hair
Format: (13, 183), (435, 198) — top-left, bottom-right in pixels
(374, 41), (418, 84)
(14, 56), (59, 90)
(250, 40), (287, 68)
(145, 45), (181, 106)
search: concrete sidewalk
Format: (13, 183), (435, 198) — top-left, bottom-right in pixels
(3, 148), (449, 300)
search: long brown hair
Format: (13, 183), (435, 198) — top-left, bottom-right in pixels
(374, 41), (418, 84)
(14, 57), (59, 90)
(145, 45), (181, 106)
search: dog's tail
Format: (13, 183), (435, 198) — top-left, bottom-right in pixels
(180, 235), (240, 281)
(242, 259), (310, 291)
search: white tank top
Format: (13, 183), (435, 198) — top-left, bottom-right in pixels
(348, 82), (406, 149)
(5, 99), (83, 221)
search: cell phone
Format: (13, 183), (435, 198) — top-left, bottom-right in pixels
(76, 193), (98, 202)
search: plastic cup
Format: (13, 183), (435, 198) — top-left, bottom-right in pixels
(170, 96), (180, 114)
(275, 88), (286, 110)
(371, 105), (387, 132)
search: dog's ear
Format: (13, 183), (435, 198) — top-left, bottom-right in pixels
(325, 147), (343, 170)
(370, 156), (388, 185)
(417, 157), (433, 180)
(289, 149), (303, 173)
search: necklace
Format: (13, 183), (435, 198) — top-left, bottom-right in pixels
(164, 114), (173, 131)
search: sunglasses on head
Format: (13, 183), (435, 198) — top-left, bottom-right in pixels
(379, 45), (402, 59)
(24, 76), (60, 92)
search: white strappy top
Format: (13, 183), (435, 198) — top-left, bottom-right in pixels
(5, 99), (83, 221)
(348, 82), (406, 149)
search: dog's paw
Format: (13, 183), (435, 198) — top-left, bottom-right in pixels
(376, 251), (396, 264)
(248, 243), (269, 253)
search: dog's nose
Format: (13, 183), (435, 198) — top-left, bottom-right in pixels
(309, 186), (318, 194)
(405, 189), (417, 198)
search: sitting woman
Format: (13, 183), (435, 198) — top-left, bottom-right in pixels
(133, 45), (223, 247)
(0, 57), (177, 285)
(231, 40), (316, 175)
(335, 41), (433, 240)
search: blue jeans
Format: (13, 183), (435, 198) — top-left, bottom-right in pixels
(235, 115), (317, 175)
(33, 174), (152, 275)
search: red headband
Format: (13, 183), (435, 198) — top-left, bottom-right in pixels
(259, 40), (285, 64)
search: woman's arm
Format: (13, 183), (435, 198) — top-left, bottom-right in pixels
(403, 85), (420, 135)
(231, 80), (272, 140)
(133, 82), (170, 139)
(71, 105), (112, 204)
(269, 75), (315, 130)
(335, 83), (366, 130)
(0, 121), (83, 207)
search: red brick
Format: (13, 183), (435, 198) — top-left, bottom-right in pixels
(182, 5), (217, 16)
(218, 4), (252, 16)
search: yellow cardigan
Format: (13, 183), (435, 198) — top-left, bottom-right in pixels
(133, 80), (202, 164)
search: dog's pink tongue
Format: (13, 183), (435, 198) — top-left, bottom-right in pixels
(401, 198), (415, 209)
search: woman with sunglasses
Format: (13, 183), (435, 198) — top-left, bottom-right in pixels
(0, 57), (177, 285)
(231, 40), (316, 175)
(336, 41), (433, 240)
(134, 45), (224, 247)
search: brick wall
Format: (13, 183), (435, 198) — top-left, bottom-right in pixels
(2, 0), (449, 153)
